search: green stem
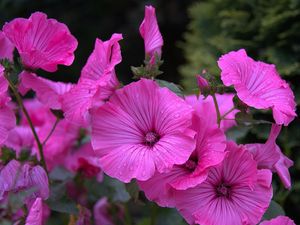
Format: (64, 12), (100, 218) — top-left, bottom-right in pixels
(42, 117), (60, 146)
(150, 203), (158, 225)
(4, 72), (48, 175)
(212, 93), (222, 128)
(220, 107), (235, 120)
(124, 202), (132, 225)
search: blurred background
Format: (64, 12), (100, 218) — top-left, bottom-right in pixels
(1, 0), (299, 224)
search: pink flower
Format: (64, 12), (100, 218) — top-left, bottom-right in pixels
(91, 79), (195, 182)
(140, 6), (163, 62)
(36, 119), (80, 170)
(93, 197), (114, 225)
(25, 198), (43, 225)
(172, 142), (273, 225)
(19, 71), (73, 110)
(62, 34), (122, 125)
(21, 99), (56, 127)
(185, 94), (238, 131)
(0, 160), (49, 202)
(20, 99), (80, 170)
(245, 124), (293, 189)
(0, 31), (14, 60)
(4, 126), (34, 156)
(218, 49), (296, 126)
(0, 65), (16, 145)
(260, 216), (296, 225)
(3, 12), (78, 72)
(138, 113), (226, 207)
(0, 105), (16, 145)
(196, 74), (209, 93)
(64, 143), (103, 181)
(76, 206), (92, 225)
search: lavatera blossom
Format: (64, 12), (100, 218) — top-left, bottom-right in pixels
(0, 65), (16, 145)
(138, 109), (226, 207)
(62, 34), (122, 125)
(3, 12), (78, 72)
(218, 49), (296, 126)
(91, 79), (196, 183)
(140, 5), (163, 64)
(172, 142), (273, 225)
(260, 216), (296, 225)
(245, 124), (293, 189)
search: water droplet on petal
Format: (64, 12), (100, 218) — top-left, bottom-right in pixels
(174, 113), (180, 118)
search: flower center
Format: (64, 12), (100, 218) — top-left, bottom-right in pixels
(184, 159), (197, 171)
(144, 132), (159, 146)
(216, 183), (231, 198)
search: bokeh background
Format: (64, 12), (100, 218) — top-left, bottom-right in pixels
(1, 0), (299, 224)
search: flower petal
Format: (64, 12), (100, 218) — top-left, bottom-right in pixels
(218, 49), (296, 125)
(3, 12), (78, 72)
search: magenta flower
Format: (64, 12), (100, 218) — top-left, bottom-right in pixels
(218, 49), (296, 126)
(3, 12), (78, 72)
(186, 94), (238, 131)
(196, 74), (209, 93)
(0, 160), (49, 202)
(36, 119), (80, 170)
(245, 124), (293, 189)
(140, 6), (163, 62)
(20, 99), (80, 170)
(138, 113), (226, 207)
(0, 31), (14, 60)
(64, 143), (103, 181)
(91, 79), (195, 182)
(4, 126), (34, 156)
(62, 34), (122, 125)
(172, 142), (273, 225)
(19, 71), (73, 110)
(25, 198), (43, 225)
(0, 65), (16, 145)
(93, 197), (114, 225)
(76, 206), (92, 225)
(260, 216), (296, 225)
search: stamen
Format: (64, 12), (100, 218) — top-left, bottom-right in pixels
(144, 131), (159, 146)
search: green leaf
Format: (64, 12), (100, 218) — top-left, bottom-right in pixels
(49, 181), (68, 201)
(262, 200), (285, 221)
(226, 126), (250, 143)
(137, 218), (151, 225)
(47, 199), (79, 215)
(49, 166), (74, 181)
(155, 79), (184, 97)
(235, 112), (272, 126)
(109, 179), (130, 202)
(125, 180), (140, 201)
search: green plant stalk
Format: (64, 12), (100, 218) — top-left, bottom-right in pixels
(124, 202), (132, 225)
(212, 93), (222, 128)
(4, 72), (48, 175)
(150, 203), (158, 225)
(42, 117), (60, 146)
(220, 107), (235, 120)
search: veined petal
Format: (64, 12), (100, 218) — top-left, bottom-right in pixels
(218, 49), (296, 125)
(19, 71), (73, 109)
(3, 12), (78, 72)
(139, 5), (163, 58)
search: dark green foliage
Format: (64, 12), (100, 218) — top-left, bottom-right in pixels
(180, 0), (300, 90)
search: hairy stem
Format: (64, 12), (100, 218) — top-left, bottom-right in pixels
(42, 117), (60, 146)
(124, 202), (132, 225)
(4, 72), (48, 174)
(212, 93), (222, 128)
(150, 203), (158, 225)
(220, 107), (235, 120)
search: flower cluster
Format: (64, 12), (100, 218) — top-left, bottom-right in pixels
(0, 5), (297, 225)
